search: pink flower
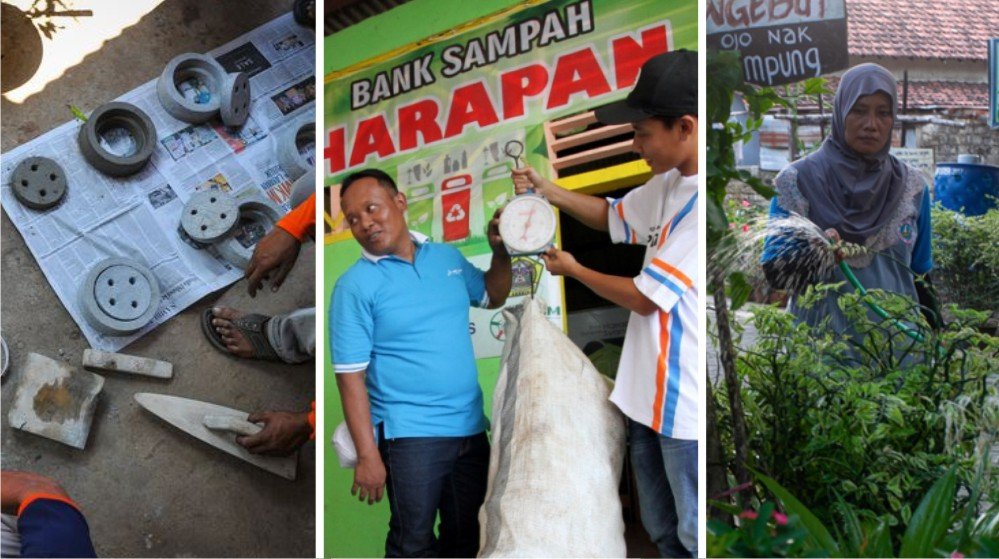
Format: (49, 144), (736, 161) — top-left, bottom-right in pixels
(772, 511), (788, 526)
(739, 510), (758, 520)
(741, 199), (751, 207)
(742, 224), (750, 233)
(729, 222), (736, 229)
(950, 552), (965, 559)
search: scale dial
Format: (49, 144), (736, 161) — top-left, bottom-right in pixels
(499, 194), (556, 255)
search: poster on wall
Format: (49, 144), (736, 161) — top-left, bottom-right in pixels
(324, 0), (696, 356)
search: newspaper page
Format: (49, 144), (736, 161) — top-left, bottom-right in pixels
(0, 13), (316, 352)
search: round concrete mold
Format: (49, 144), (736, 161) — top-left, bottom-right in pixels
(277, 119), (315, 181)
(180, 190), (239, 244)
(157, 53), (227, 123)
(78, 102), (156, 177)
(220, 72), (251, 128)
(79, 258), (161, 335)
(11, 156), (67, 210)
(216, 199), (283, 269)
(94, 265), (155, 321)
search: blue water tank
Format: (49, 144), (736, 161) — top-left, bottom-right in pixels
(934, 162), (999, 216)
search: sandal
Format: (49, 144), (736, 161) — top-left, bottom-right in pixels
(201, 308), (281, 361)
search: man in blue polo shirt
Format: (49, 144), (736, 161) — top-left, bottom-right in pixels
(331, 168), (511, 557)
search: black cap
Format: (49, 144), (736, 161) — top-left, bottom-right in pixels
(595, 49), (697, 124)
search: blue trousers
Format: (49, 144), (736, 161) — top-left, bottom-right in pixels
(630, 419), (698, 558)
(379, 432), (490, 558)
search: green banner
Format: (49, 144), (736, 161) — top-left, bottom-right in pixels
(324, 0), (697, 245)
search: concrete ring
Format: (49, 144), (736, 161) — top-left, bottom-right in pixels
(78, 257), (161, 336)
(77, 102), (156, 177)
(220, 72), (251, 128)
(1, 335), (9, 378)
(289, 167), (315, 209)
(180, 190), (239, 244)
(157, 53), (226, 123)
(11, 156), (67, 210)
(216, 198), (283, 269)
(277, 119), (315, 181)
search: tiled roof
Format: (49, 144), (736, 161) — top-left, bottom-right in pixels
(847, 0), (998, 61)
(903, 80), (989, 109)
(797, 79), (988, 110)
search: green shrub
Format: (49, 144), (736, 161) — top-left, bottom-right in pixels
(931, 205), (999, 314)
(709, 464), (999, 557)
(713, 286), (999, 544)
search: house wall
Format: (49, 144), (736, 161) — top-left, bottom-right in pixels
(915, 118), (999, 166)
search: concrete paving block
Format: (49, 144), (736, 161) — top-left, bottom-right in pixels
(220, 72), (251, 128)
(82, 349), (173, 379)
(10, 156), (67, 210)
(8, 353), (104, 449)
(78, 257), (162, 336)
(180, 189), (239, 244)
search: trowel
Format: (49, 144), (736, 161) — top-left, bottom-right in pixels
(134, 393), (296, 480)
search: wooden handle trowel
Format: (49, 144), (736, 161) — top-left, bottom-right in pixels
(134, 393), (297, 480)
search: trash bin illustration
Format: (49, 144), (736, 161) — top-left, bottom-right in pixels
(482, 161), (513, 222)
(405, 184), (435, 239)
(441, 173), (472, 242)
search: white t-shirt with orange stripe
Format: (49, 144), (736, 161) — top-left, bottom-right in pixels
(606, 170), (700, 440)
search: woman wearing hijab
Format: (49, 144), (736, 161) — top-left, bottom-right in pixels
(761, 63), (939, 335)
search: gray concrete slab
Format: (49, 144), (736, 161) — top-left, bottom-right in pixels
(2, 1), (316, 556)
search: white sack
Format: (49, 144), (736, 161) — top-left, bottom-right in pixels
(478, 298), (626, 558)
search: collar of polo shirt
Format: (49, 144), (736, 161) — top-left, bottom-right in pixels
(360, 231), (430, 263)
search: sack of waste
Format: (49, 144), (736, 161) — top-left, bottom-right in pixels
(478, 298), (626, 558)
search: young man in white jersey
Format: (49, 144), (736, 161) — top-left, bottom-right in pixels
(511, 49), (699, 558)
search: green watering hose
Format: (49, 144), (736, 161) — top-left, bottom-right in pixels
(838, 261), (928, 343)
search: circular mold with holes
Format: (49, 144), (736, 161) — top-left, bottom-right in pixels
(220, 72), (251, 128)
(216, 198), (283, 269)
(77, 102), (156, 177)
(277, 119), (315, 181)
(11, 156), (67, 210)
(180, 190), (239, 244)
(157, 53), (227, 123)
(78, 258), (161, 335)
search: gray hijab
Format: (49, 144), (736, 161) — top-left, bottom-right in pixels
(790, 63), (907, 244)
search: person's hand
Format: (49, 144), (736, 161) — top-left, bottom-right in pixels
(511, 166), (550, 196)
(1, 471), (70, 515)
(236, 410), (311, 456)
(352, 453), (386, 505)
(487, 208), (508, 256)
(540, 247), (579, 277)
(245, 227), (301, 297)
(823, 228), (846, 262)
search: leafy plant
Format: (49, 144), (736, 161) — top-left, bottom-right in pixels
(712, 286), (999, 544)
(724, 197), (766, 235)
(709, 464), (999, 558)
(708, 501), (811, 558)
(931, 204), (999, 316)
(707, 51), (836, 508)
(707, 48), (792, 503)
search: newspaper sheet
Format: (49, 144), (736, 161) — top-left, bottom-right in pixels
(1, 12), (316, 351)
